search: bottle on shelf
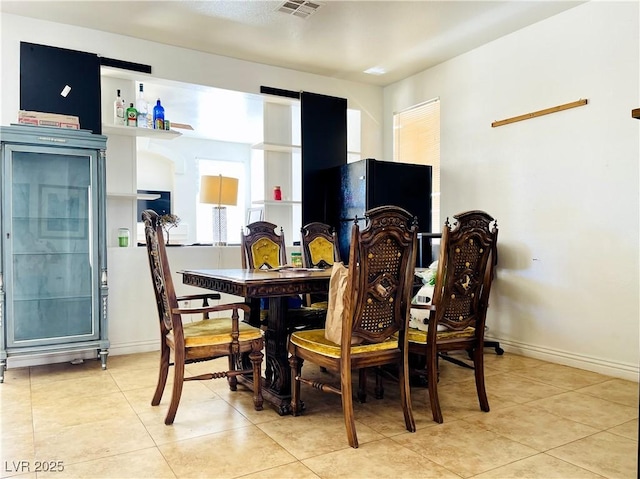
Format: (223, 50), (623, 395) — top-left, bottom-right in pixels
(126, 103), (137, 127)
(113, 89), (125, 126)
(153, 99), (165, 130)
(136, 83), (148, 128)
(273, 186), (282, 201)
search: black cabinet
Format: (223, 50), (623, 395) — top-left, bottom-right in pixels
(324, 158), (432, 264)
(301, 91), (347, 226)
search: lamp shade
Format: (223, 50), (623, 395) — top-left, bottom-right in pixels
(200, 175), (238, 206)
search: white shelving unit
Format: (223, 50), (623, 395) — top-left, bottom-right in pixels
(252, 199), (301, 205)
(252, 100), (302, 245)
(103, 120), (180, 247)
(102, 124), (182, 139)
(251, 142), (300, 153)
(107, 192), (160, 200)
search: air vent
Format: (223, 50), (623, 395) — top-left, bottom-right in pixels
(277, 0), (322, 19)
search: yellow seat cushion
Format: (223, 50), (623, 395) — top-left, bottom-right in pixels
(406, 326), (475, 344)
(308, 301), (328, 310)
(289, 329), (398, 358)
(250, 238), (280, 269)
(168, 318), (263, 347)
(308, 237), (335, 267)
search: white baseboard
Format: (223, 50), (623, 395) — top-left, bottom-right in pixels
(488, 336), (639, 382)
(107, 340), (159, 356)
(3, 340), (159, 371)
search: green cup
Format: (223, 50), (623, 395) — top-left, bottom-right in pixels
(118, 228), (130, 247)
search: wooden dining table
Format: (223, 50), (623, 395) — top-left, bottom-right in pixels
(180, 267), (332, 415)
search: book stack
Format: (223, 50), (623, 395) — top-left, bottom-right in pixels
(18, 110), (80, 129)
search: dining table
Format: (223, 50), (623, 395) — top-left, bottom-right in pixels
(180, 267), (332, 415)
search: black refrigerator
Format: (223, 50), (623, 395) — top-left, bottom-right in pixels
(323, 158), (432, 265)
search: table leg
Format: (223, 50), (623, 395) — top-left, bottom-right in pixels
(238, 296), (293, 415)
(263, 296), (293, 414)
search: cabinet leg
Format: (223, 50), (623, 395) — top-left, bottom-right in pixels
(0, 360), (5, 383)
(99, 349), (109, 370)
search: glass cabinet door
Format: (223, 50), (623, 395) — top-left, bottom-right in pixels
(6, 145), (99, 347)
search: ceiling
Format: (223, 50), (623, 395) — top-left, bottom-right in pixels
(2, 0), (584, 87)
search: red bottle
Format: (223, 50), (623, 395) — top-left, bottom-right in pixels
(273, 186), (282, 201)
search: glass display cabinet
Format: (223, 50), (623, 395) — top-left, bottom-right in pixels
(0, 125), (109, 382)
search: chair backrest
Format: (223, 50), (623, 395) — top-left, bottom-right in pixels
(300, 222), (341, 269)
(343, 205), (418, 344)
(241, 221), (287, 269)
(431, 210), (498, 333)
(142, 209), (178, 335)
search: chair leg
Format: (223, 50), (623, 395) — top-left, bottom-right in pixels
(227, 354), (238, 391)
(428, 345), (443, 423)
(249, 342), (264, 411)
(165, 349), (186, 425)
(374, 368), (384, 399)
(340, 368), (358, 448)
(398, 358), (416, 433)
(152, 343), (170, 406)
(473, 347), (490, 412)
(288, 354), (302, 416)
(357, 368), (368, 403)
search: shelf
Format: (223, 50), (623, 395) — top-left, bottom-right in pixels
(253, 142), (358, 156)
(252, 200), (301, 205)
(107, 192), (160, 200)
(251, 142), (300, 153)
(102, 124), (182, 139)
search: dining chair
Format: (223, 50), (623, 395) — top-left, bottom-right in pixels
(142, 209), (264, 425)
(300, 221), (341, 269)
(240, 220), (288, 270)
(240, 221), (326, 331)
(299, 221), (341, 309)
(407, 210), (498, 423)
(288, 205), (418, 448)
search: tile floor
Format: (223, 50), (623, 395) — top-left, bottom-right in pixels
(1, 351), (637, 479)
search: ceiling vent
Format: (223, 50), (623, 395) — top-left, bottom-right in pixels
(277, 0), (322, 19)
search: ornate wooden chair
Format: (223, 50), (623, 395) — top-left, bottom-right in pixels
(142, 209), (264, 425)
(240, 221), (325, 330)
(288, 206), (418, 448)
(240, 221), (288, 270)
(408, 210), (498, 423)
(300, 222), (341, 269)
(300, 221), (341, 309)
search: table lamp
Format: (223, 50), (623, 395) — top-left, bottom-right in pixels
(200, 174), (239, 246)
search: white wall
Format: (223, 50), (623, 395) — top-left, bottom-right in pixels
(384, 1), (640, 379)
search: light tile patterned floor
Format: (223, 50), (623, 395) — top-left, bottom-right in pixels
(1, 351), (637, 479)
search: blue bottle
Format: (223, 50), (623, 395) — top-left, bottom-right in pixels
(153, 99), (165, 130)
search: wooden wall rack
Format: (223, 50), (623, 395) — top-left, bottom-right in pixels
(492, 99), (588, 128)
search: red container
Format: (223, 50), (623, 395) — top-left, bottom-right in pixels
(273, 186), (282, 201)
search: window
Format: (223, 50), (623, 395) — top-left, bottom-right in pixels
(196, 158), (248, 244)
(393, 98), (440, 232)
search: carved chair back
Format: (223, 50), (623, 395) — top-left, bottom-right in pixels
(241, 221), (287, 269)
(142, 209), (177, 336)
(300, 222), (341, 269)
(344, 206), (418, 345)
(430, 210), (498, 337)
